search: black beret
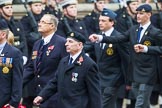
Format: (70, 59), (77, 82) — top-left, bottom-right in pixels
(0, 19), (9, 30)
(67, 31), (86, 44)
(101, 8), (117, 20)
(136, 4), (152, 12)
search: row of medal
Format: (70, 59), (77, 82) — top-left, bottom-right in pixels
(0, 57), (13, 74)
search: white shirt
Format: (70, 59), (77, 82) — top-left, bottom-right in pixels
(70, 50), (82, 63)
(100, 27), (114, 49)
(139, 21), (151, 42)
(98, 27), (114, 43)
(0, 41), (6, 55)
(42, 32), (55, 45)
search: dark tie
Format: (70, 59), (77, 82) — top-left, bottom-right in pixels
(36, 39), (44, 71)
(68, 57), (73, 65)
(137, 27), (143, 43)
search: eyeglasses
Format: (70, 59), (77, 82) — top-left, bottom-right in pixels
(38, 21), (53, 25)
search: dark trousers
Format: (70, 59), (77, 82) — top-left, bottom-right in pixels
(132, 82), (153, 108)
(101, 86), (118, 108)
(22, 96), (35, 108)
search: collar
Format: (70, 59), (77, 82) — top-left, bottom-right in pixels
(140, 21), (151, 30)
(103, 27), (114, 36)
(70, 50), (82, 63)
(0, 41), (6, 49)
(42, 32), (55, 45)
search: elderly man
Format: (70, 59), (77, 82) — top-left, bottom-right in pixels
(89, 4), (162, 108)
(23, 14), (67, 108)
(0, 19), (23, 108)
(33, 31), (102, 108)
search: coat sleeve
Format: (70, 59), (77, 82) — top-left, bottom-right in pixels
(38, 70), (58, 101)
(10, 50), (23, 107)
(85, 62), (102, 108)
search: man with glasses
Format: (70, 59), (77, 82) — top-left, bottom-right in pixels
(23, 14), (67, 108)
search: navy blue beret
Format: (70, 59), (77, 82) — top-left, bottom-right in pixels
(0, 19), (8, 30)
(67, 31), (86, 44)
(101, 8), (117, 20)
(136, 4), (152, 12)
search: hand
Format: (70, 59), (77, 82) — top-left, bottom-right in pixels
(134, 44), (146, 53)
(3, 104), (15, 108)
(89, 34), (99, 42)
(33, 96), (43, 106)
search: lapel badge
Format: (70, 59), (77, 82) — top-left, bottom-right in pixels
(70, 32), (74, 37)
(46, 45), (54, 56)
(0, 54), (4, 56)
(145, 31), (148, 35)
(72, 72), (78, 82)
(2, 66), (9, 74)
(77, 56), (83, 65)
(109, 44), (113, 48)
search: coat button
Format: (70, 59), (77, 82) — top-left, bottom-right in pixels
(38, 84), (41, 87)
(37, 75), (40, 78)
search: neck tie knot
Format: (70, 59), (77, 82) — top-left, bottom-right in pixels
(68, 57), (73, 65)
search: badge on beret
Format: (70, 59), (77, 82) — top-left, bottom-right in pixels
(70, 32), (74, 37)
(144, 41), (151, 46)
(106, 47), (113, 56)
(142, 8), (145, 12)
(2, 66), (9, 74)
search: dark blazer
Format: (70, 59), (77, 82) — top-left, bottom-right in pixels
(23, 34), (67, 96)
(101, 24), (162, 85)
(0, 43), (23, 108)
(95, 30), (129, 88)
(39, 52), (102, 108)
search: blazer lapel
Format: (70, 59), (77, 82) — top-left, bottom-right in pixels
(1, 43), (9, 57)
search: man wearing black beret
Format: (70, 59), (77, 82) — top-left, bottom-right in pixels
(89, 4), (162, 108)
(0, 19), (23, 108)
(33, 31), (102, 108)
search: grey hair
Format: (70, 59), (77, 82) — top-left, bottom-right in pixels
(44, 14), (59, 28)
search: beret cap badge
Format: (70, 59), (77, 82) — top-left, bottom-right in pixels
(70, 32), (74, 37)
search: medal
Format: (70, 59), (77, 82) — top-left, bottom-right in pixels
(72, 73), (78, 82)
(2, 66), (9, 74)
(106, 44), (113, 55)
(106, 47), (113, 55)
(144, 41), (151, 46)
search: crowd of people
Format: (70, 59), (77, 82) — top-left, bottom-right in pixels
(0, 0), (162, 108)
